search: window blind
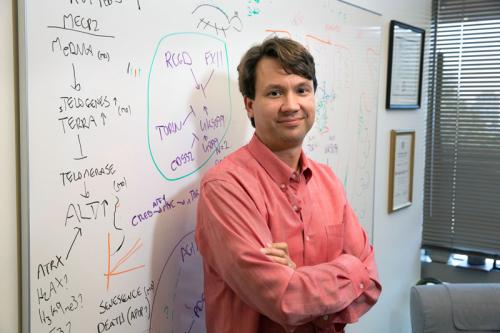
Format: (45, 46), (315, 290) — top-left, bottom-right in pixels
(423, 0), (500, 257)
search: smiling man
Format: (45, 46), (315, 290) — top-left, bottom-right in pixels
(195, 37), (381, 333)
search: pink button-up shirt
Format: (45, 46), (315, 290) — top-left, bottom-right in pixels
(196, 135), (381, 333)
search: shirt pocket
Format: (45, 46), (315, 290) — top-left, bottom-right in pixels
(325, 224), (344, 261)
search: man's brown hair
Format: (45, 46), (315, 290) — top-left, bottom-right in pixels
(237, 37), (318, 101)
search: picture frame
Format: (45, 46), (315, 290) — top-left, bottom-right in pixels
(386, 20), (425, 109)
(388, 130), (415, 213)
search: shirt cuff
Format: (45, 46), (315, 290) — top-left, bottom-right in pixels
(334, 253), (371, 298)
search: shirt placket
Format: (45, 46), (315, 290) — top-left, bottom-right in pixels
(288, 171), (313, 265)
(287, 171), (303, 218)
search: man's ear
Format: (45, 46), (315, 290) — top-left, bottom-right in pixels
(243, 96), (254, 120)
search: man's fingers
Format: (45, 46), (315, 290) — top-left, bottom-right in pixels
(265, 255), (289, 266)
(268, 242), (289, 254)
(260, 247), (286, 257)
(265, 254), (296, 269)
(261, 243), (296, 269)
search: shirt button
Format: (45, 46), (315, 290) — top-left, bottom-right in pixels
(280, 184), (287, 191)
(360, 282), (365, 290)
(305, 235), (310, 241)
(292, 205), (300, 212)
(323, 315), (329, 321)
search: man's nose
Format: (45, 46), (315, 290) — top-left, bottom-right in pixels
(281, 93), (300, 112)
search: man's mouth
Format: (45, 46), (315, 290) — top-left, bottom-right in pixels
(278, 117), (304, 125)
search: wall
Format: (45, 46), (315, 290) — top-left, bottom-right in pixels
(0, 0), (20, 332)
(347, 1), (431, 333)
(1, 1), (430, 333)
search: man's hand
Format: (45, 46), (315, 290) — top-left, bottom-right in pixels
(260, 242), (296, 269)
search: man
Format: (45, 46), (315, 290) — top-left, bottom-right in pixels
(195, 37), (381, 333)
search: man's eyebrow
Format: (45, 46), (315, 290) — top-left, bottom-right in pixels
(262, 83), (285, 90)
(263, 80), (312, 90)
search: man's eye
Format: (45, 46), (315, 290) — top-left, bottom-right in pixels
(268, 90), (281, 97)
(297, 87), (310, 94)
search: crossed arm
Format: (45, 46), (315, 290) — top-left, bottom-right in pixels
(196, 179), (381, 331)
(262, 243), (351, 331)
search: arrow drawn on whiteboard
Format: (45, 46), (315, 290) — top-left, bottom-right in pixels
(80, 181), (90, 199)
(100, 112), (107, 126)
(136, 0), (141, 10)
(66, 226), (83, 260)
(70, 63), (81, 91)
(111, 235), (125, 256)
(190, 68), (214, 98)
(182, 105), (196, 127)
(191, 133), (199, 149)
(74, 134), (88, 160)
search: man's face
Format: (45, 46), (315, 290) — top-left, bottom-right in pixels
(244, 57), (315, 152)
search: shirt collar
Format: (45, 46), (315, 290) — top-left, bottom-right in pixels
(247, 134), (313, 185)
(299, 150), (313, 182)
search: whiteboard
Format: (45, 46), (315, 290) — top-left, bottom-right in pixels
(20, 1), (381, 332)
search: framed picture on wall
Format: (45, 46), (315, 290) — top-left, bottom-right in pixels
(386, 20), (425, 109)
(388, 130), (415, 213)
